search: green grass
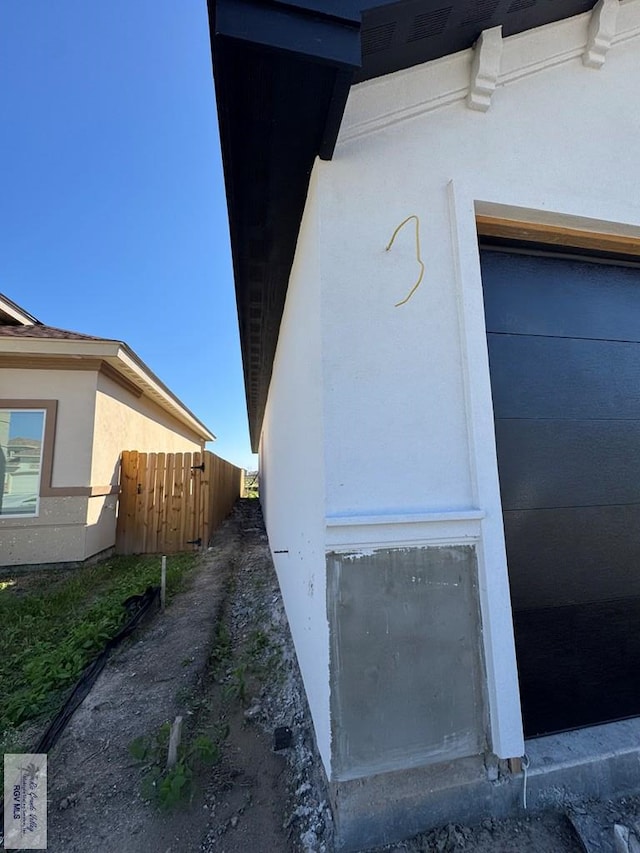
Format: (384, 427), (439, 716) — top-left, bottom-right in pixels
(0, 553), (197, 744)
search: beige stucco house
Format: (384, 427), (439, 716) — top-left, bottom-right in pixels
(0, 293), (214, 567)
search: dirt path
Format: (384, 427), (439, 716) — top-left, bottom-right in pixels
(45, 516), (236, 852)
(45, 501), (328, 853)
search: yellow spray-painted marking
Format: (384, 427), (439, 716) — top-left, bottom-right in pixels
(385, 214), (425, 307)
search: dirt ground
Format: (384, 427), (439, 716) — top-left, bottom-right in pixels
(25, 500), (640, 852)
(42, 501), (328, 853)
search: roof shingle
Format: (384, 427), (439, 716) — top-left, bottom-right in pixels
(0, 324), (118, 343)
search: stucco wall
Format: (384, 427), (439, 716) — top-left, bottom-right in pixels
(2, 367), (96, 486)
(259, 167), (331, 771)
(92, 372), (205, 487)
(318, 10), (640, 770)
(85, 372), (206, 560)
(1, 496), (89, 565)
(1, 368), (96, 566)
(260, 8), (640, 782)
(1, 366), (207, 566)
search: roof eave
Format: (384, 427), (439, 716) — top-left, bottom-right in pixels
(208, 0), (361, 450)
(209, 0), (599, 449)
(0, 337), (215, 443)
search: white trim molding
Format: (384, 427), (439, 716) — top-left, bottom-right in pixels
(338, 0), (640, 146)
(325, 509), (485, 552)
(447, 180), (525, 762)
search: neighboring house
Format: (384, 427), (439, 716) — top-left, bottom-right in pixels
(0, 293), (214, 566)
(209, 1), (640, 849)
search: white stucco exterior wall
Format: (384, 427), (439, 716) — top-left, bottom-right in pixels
(260, 4), (640, 779)
(259, 167), (331, 771)
(314, 6), (640, 764)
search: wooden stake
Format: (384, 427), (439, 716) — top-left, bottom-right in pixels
(508, 757), (522, 774)
(166, 715), (183, 769)
(161, 555), (167, 611)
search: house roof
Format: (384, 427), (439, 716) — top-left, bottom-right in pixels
(208, 0), (598, 449)
(0, 294), (215, 442)
(0, 292), (40, 326)
(0, 324), (111, 342)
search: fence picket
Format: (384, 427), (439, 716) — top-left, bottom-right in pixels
(179, 453), (190, 549)
(144, 452), (157, 555)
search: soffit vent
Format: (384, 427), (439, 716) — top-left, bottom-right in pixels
(461, 0), (501, 25)
(362, 21), (397, 54)
(408, 7), (453, 42)
(508, 0), (537, 12)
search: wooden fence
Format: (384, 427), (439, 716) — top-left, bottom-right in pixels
(115, 450), (243, 555)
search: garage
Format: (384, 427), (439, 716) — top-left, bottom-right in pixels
(481, 248), (640, 738)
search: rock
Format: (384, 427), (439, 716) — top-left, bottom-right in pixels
(486, 764), (499, 782)
(301, 828), (319, 850)
(230, 815), (239, 829)
(244, 703), (261, 720)
(59, 792), (79, 810)
(59, 793), (79, 811)
(615, 824), (640, 853)
(615, 824), (631, 853)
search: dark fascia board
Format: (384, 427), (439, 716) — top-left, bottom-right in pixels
(215, 0), (361, 66)
(209, 0), (361, 450)
(209, 0), (598, 450)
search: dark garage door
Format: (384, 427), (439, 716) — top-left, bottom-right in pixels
(481, 248), (640, 737)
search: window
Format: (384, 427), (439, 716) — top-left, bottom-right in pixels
(0, 409), (46, 517)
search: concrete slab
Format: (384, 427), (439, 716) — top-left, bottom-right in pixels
(526, 719), (640, 810)
(332, 719), (640, 851)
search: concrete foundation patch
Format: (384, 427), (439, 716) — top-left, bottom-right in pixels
(327, 545), (487, 782)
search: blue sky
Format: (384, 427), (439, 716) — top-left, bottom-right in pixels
(1, 1), (256, 470)
(8, 411), (44, 442)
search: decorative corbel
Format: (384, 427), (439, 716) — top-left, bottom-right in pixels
(583, 0), (619, 69)
(467, 26), (502, 112)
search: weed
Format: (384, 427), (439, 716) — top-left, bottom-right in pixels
(175, 685), (196, 705)
(209, 621), (232, 675)
(247, 628), (269, 656)
(224, 663), (248, 704)
(130, 720), (228, 809)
